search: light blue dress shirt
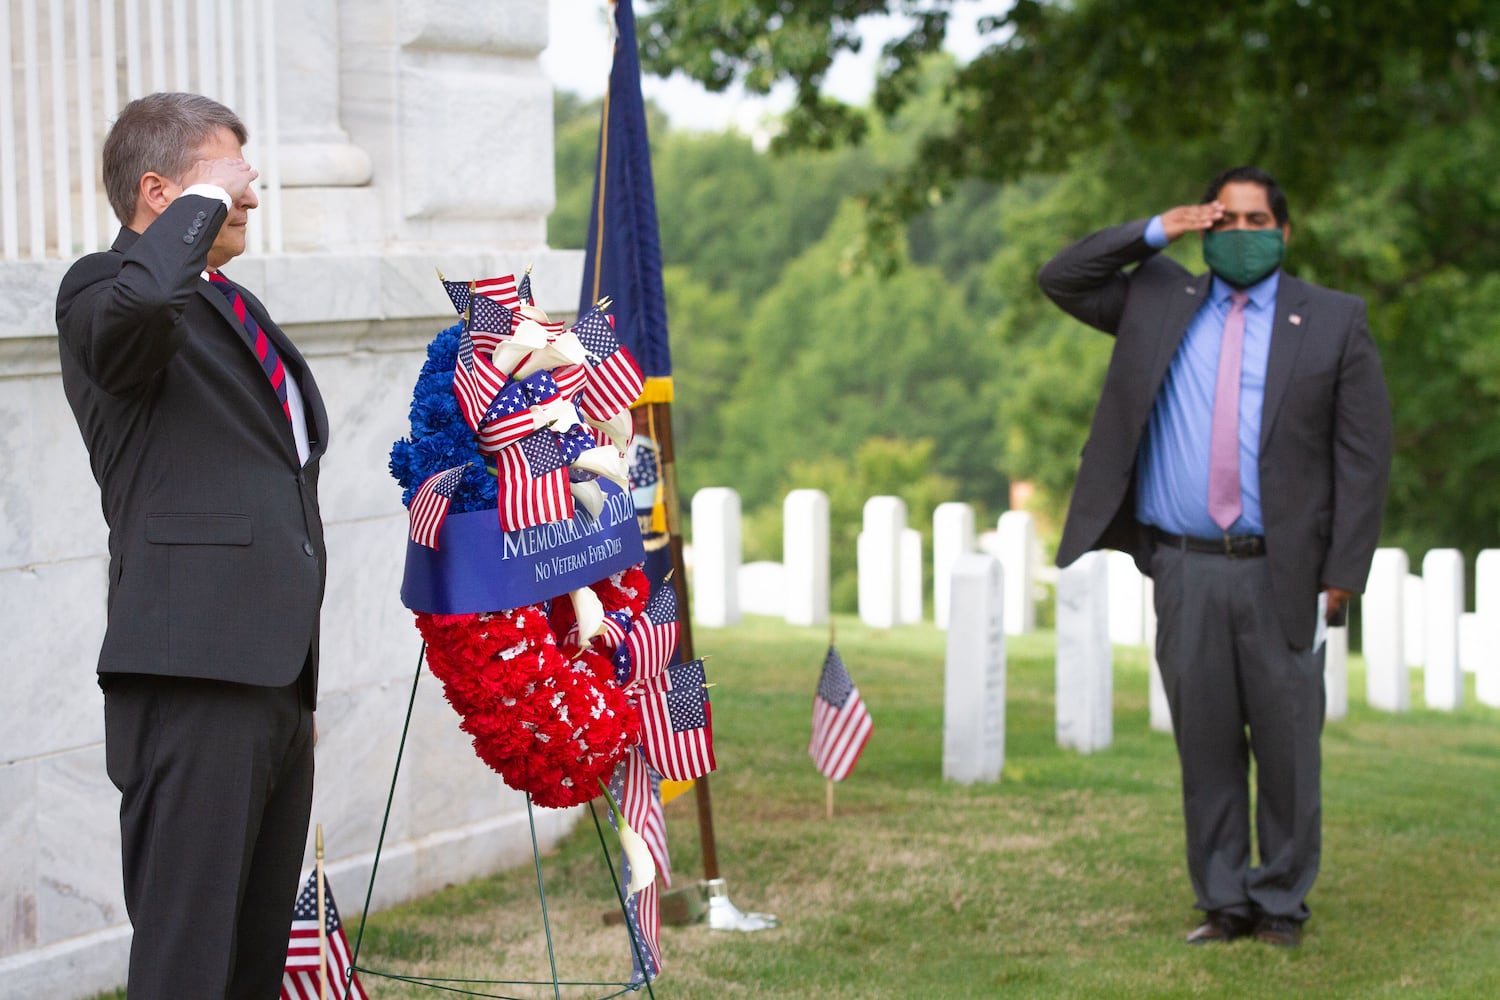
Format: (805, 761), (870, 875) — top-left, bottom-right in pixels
(1136, 215), (1278, 537)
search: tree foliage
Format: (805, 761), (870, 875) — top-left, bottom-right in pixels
(631, 0), (1500, 559)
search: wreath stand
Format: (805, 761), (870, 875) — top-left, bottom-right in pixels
(335, 642), (659, 1000)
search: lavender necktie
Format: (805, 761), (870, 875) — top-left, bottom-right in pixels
(1208, 291), (1250, 531)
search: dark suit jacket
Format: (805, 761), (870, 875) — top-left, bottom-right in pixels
(1038, 218), (1393, 649)
(57, 195), (329, 697)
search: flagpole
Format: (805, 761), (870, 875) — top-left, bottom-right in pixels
(316, 824), (329, 1000)
(646, 399), (721, 881)
(825, 780), (834, 820)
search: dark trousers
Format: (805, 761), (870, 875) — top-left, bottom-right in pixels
(104, 671), (315, 999)
(1150, 540), (1324, 923)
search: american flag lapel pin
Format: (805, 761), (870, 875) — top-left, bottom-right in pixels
(1290, 314), (1303, 325)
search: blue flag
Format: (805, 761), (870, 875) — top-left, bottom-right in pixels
(578, 0), (671, 381)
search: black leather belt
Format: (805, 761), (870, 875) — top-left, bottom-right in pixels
(1150, 526), (1266, 558)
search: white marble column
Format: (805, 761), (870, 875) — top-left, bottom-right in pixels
(858, 497), (906, 629)
(690, 487), (741, 628)
(996, 510), (1037, 636)
(1422, 549), (1464, 710)
(1476, 550), (1500, 707)
(1363, 548), (1409, 712)
(783, 489), (829, 627)
(932, 502), (975, 630)
(1056, 551), (1112, 753)
(942, 554), (1006, 783)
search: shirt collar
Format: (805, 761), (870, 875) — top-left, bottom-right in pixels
(1210, 269), (1280, 311)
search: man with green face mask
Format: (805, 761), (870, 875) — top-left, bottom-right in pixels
(1038, 166), (1393, 949)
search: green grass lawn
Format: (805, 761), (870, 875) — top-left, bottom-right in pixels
(94, 615), (1500, 999)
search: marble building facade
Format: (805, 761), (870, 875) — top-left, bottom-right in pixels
(0, 2), (587, 995)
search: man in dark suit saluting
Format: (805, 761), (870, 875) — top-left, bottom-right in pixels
(1039, 167), (1392, 948)
(57, 92), (329, 998)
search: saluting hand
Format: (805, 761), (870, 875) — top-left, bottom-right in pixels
(182, 156), (259, 204)
(1158, 202), (1224, 241)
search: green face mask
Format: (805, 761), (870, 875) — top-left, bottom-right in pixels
(1202, 228), (1285, 288)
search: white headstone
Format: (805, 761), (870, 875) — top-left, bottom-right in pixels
(1363, 548), (1409, 712)
(943, 554), (1006, 783)
(1459, 612), (1481, 674)
(932, 502), (976, 629)
(1404, 573), (1426, 667)
(1324, 626), (1349, 722)
(996, 511), (1037, 636)
(690, 487), (742, 627)
(1106, 550), (1148, 646)
(858, 496), (906, 629)
(900, 528), (924, 625)
(738, 561), (785, 617)
(1476, 550), (1500, 707)
(1056, 551), (1113, 753)
(1145, 578), (1172, 733)
(783, 489), (830, 627)
(1423, 549), (1465, 710)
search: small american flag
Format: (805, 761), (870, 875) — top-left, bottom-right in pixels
(809, 645), (873, 782)
(517, 269), (534, 306)
(280, 870), (368, 1000)
(440, 277), (471, 316)
(468, 295), (514, 354)
(477, 371), (557, 455)
(608, 754), (663, 983)
(452, 327), (509, 431)
(495, 429), (572, 530)
(572, 305), (644, 418)
(640, 658), (716, 781)
(473, 273), (520, 307)
(623, 582), (680, 684)
(408, 464), (467, 549)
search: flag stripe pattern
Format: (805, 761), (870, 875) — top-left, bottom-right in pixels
(608, 756), (663, 983)
(640, 658), (716, 781)
(624, 581), (679, 684)
(477, 370), (558, 455)
(408, 464), (467, 549)
(809, 645), (873, 782)
(621, 749), (671, 887)
(473, 274), (519, 307)
(452, 327), (510, 432)
(573, 306), (644, 418)
(280, 871), (368, 1000)
(496, 429), (573, 530)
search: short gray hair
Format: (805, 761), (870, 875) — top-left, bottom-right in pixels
(102, 92), (248, 225)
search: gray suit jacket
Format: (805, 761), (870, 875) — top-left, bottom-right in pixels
(57, 195), (329, 697)
(1038, 218), (1392, 649)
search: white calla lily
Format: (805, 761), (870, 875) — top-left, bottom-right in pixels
(573, 445), (630, 488)
(600, 781), (656, 896)
(570, 479), (606, 519)
(570, 585), (606, 646)
(585, 408), (633, 451)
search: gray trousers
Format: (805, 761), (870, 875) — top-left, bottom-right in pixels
(1150, 540), (1324, 923)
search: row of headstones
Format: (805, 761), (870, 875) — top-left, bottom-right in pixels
(690, 488), (1041, 634)
(688, 488), (1500, 782)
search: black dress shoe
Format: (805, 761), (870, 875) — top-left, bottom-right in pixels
(1185, 910), (1254, 944)
(1254, 915), (1302, 947)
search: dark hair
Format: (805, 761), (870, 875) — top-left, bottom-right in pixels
(102, 92), (248, 225)
(1202, 166), (1290, 226)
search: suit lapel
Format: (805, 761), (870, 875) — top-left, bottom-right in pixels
(1145, 272), (1212, 391)
(1259, 274), (1309, 450)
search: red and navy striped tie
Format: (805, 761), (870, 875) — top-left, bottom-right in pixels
(208, 271), (292, 423)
